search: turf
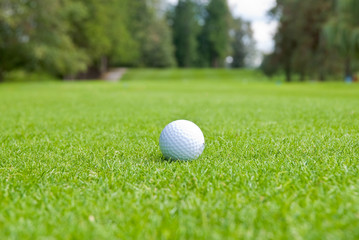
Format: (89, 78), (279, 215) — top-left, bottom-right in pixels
(1, 69), (359, 239)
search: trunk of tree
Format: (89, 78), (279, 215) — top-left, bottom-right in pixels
(319, 71), (325, 81)
(99, 56), (108, 75)
(285, 64), (292, 82)
(345, 57), (352, 78)
(211, 58), (219, 68)
(300, 71), (306, 81)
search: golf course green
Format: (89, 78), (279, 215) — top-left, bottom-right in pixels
(1, 69), (359, 239)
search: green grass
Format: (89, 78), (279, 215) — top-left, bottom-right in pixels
(1, 69), (359, 239)
(122, 68), (268, 82)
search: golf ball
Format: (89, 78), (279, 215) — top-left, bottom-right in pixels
(159, 120), (205, 160)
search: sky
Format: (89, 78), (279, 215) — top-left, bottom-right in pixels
(167, 0), (278, 54)
(228, 0), (277, 53)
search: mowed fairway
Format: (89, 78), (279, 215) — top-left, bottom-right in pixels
(1, 69), (359, 239)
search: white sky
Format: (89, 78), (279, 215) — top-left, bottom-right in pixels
(228, 0), (277, 53)
(167, 0), (277, 53)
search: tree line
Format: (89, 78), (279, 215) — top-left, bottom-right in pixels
(262, 0), (359, 82)
(0, 0), (256, 81)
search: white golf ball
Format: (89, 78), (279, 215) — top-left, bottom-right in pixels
(159, 120), (205, 160)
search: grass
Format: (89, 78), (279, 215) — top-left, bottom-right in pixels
(1, 69), (359, 239)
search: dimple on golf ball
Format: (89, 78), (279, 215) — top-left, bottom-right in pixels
(159, 120), (205, 160)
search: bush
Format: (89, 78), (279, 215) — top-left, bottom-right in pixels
(4, 70), (57, 82)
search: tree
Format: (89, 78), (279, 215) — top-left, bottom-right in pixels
(260, 53), (279, 77)
(128, 0), (175, 68)
(171, 0), (199, 67)
(269, 0), (335, 81)
(230, 18), (256, 68)
(0, 0), (88, 80)
(141, 18), (176, 67)
(269, 0), (297, 81)
(108, 0), (139, 67)
(201, 0), (230, 68)
(0, 0), (178, 81)
(69, 0), (138, 78)
(325, 0), (359, 78)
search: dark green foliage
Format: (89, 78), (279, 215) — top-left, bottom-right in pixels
(171, 0), (199, 67)
(201, 0), (230, 67)
(0, 0), (255, 80)
(270, 0), (336, 81)
(141, 18), (176, 68)
(0, 0), (176, 80)
(230, 19), (247, 68)
(171, 0), (246, 68)
(0, 0), (88, 79)
(115, 0), (176, 68)
(260, 53), (279, 77)
(69, 0), (141, 76)
(266, 0), (352, 81)
(230, 18), (256, 68)
(325, 0), (359, 77)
